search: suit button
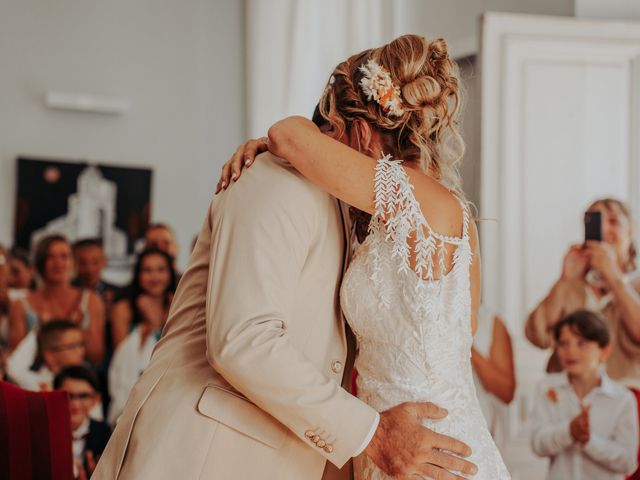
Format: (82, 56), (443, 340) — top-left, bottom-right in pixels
(317, 439), (326, 448)
(331, 361), (343, 374)
(305, 430), (315, 438)
(312, 435), (320, 443)
(324, 444), (334, 453)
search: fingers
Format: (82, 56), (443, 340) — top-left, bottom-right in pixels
(418, 463), (470, 480)
(244, 137), (268, 167)
(430, 431), (473, 458)
(420, 450), (478, 477)
(85, 450), (97, 472)
(410, 401), (448, 420)
(229, 145), (246, 182)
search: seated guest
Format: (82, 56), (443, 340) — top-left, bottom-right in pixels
(7, 246), (36, 295)
(472, 305), (516, 452)
(526, 199), (640, 386)
(531, 310), (638, 479)
(144, 223), (178, 260)
(144, 223), (181, 278)
(54, 365), (111, 479)
(7, 319), (85, 391)
(107, 249), (176, 425)
(0, 245), (9, 342)
(0, 339), (12, 382)
(109, 248), (176, 348)
(8, 234), (105, 364)
(72, 238), (121, 309)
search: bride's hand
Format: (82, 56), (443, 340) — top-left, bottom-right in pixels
(216, 137), (269, 194)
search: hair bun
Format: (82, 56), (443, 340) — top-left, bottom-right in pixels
(428, 38), (449, 62)
(401, 76), (441, 108)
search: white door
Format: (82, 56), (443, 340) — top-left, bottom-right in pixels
(480, 12), (640, 479)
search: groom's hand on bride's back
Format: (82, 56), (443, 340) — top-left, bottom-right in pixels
(362, 402), (478, 479)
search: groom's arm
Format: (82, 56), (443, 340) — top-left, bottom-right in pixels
(204, 160), (378, 468)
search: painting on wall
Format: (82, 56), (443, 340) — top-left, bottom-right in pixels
(13, 157), (153, 275)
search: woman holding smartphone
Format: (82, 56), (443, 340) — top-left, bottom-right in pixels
(525, 198), (640, 387)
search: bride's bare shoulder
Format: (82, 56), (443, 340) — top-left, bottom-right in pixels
(407, 169), (465, 239)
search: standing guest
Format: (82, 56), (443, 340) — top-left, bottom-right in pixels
(109, 248), (176, 349)
(72, 238), (121, 309)
(54, 365), (111, 479)
(472, 305), (516, 452)
(526, 199), (640, 386)
(7, 234), (105, 364)
(531, 310), (638, 479)
(7, 319), (86, 391)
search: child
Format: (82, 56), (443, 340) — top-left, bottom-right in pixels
(54, 365), (111, 479)
(531, 310), (639, 479)
(7, 319), (85, 391)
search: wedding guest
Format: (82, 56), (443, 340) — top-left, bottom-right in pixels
(54, 365), (111, 479)
(525, 198), (640, 386)
(472, 305), (516, 452)
(7, 246), (36, 292)
(531, 310), (638, 479)
(0, 245), (9, 343)
(145, 223), (178, 261)
(109, 248), (176, 348)
(0, 339), (12, 383)
(8, 234), (105, 364)
(72, 238), (121, 309)
(7, 319), (85, 391)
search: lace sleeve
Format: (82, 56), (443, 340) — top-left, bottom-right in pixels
(370, 154), (471, 282)
(371, 154), (438, 279)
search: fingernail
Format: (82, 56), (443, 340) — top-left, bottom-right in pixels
(440, 408), (448, 415)
(221, 181), (227, 188)
(245, 159), (251, 166)
(232, 173), (237, 181)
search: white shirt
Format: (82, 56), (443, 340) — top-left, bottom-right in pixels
(7, 330), (53, 391)
(472, 305), (511, 452)
(531, 371), (639, 479)
(107, 326), (158, 426)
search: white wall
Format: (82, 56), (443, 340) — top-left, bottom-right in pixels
(398, 0), (575, 57)
(576, 0), (640, 20)
(0, 0), (245, 270)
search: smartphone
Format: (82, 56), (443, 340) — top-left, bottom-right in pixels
(584, 211), (602, 242)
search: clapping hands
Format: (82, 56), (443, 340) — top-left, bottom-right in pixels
(570, 404), (591, 445)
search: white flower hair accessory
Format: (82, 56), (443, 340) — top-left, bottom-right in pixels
(359, 59), (404, 117)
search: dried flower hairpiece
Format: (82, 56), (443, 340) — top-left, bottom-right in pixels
(359, 59), (404, 117)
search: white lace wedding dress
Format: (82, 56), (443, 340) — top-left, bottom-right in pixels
(341, 155), (510, 479)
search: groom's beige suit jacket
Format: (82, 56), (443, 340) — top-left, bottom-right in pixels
(93, 153), (378, 480)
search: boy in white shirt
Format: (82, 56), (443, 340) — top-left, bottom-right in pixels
(8, 319), (85, 391)
(531, 310), (639, 479)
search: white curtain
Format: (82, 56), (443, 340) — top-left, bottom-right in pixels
(245, 0), (407, 137)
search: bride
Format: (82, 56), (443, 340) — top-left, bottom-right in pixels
(220, 34), (510, 479)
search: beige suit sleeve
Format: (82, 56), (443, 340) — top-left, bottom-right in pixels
(204, 163), (378, 468)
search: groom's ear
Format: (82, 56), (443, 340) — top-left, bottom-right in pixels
(352, 118), (374, 153)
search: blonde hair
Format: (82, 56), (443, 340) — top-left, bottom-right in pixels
(587, 198), (637, 271)
(317, 34), (465, 194)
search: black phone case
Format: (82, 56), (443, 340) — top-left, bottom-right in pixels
(584, 211), (602, 242)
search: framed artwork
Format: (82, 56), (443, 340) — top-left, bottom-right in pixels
(13, 157), (152, 275)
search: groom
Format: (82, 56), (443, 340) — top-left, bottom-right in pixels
(93, 139), (477, 480)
